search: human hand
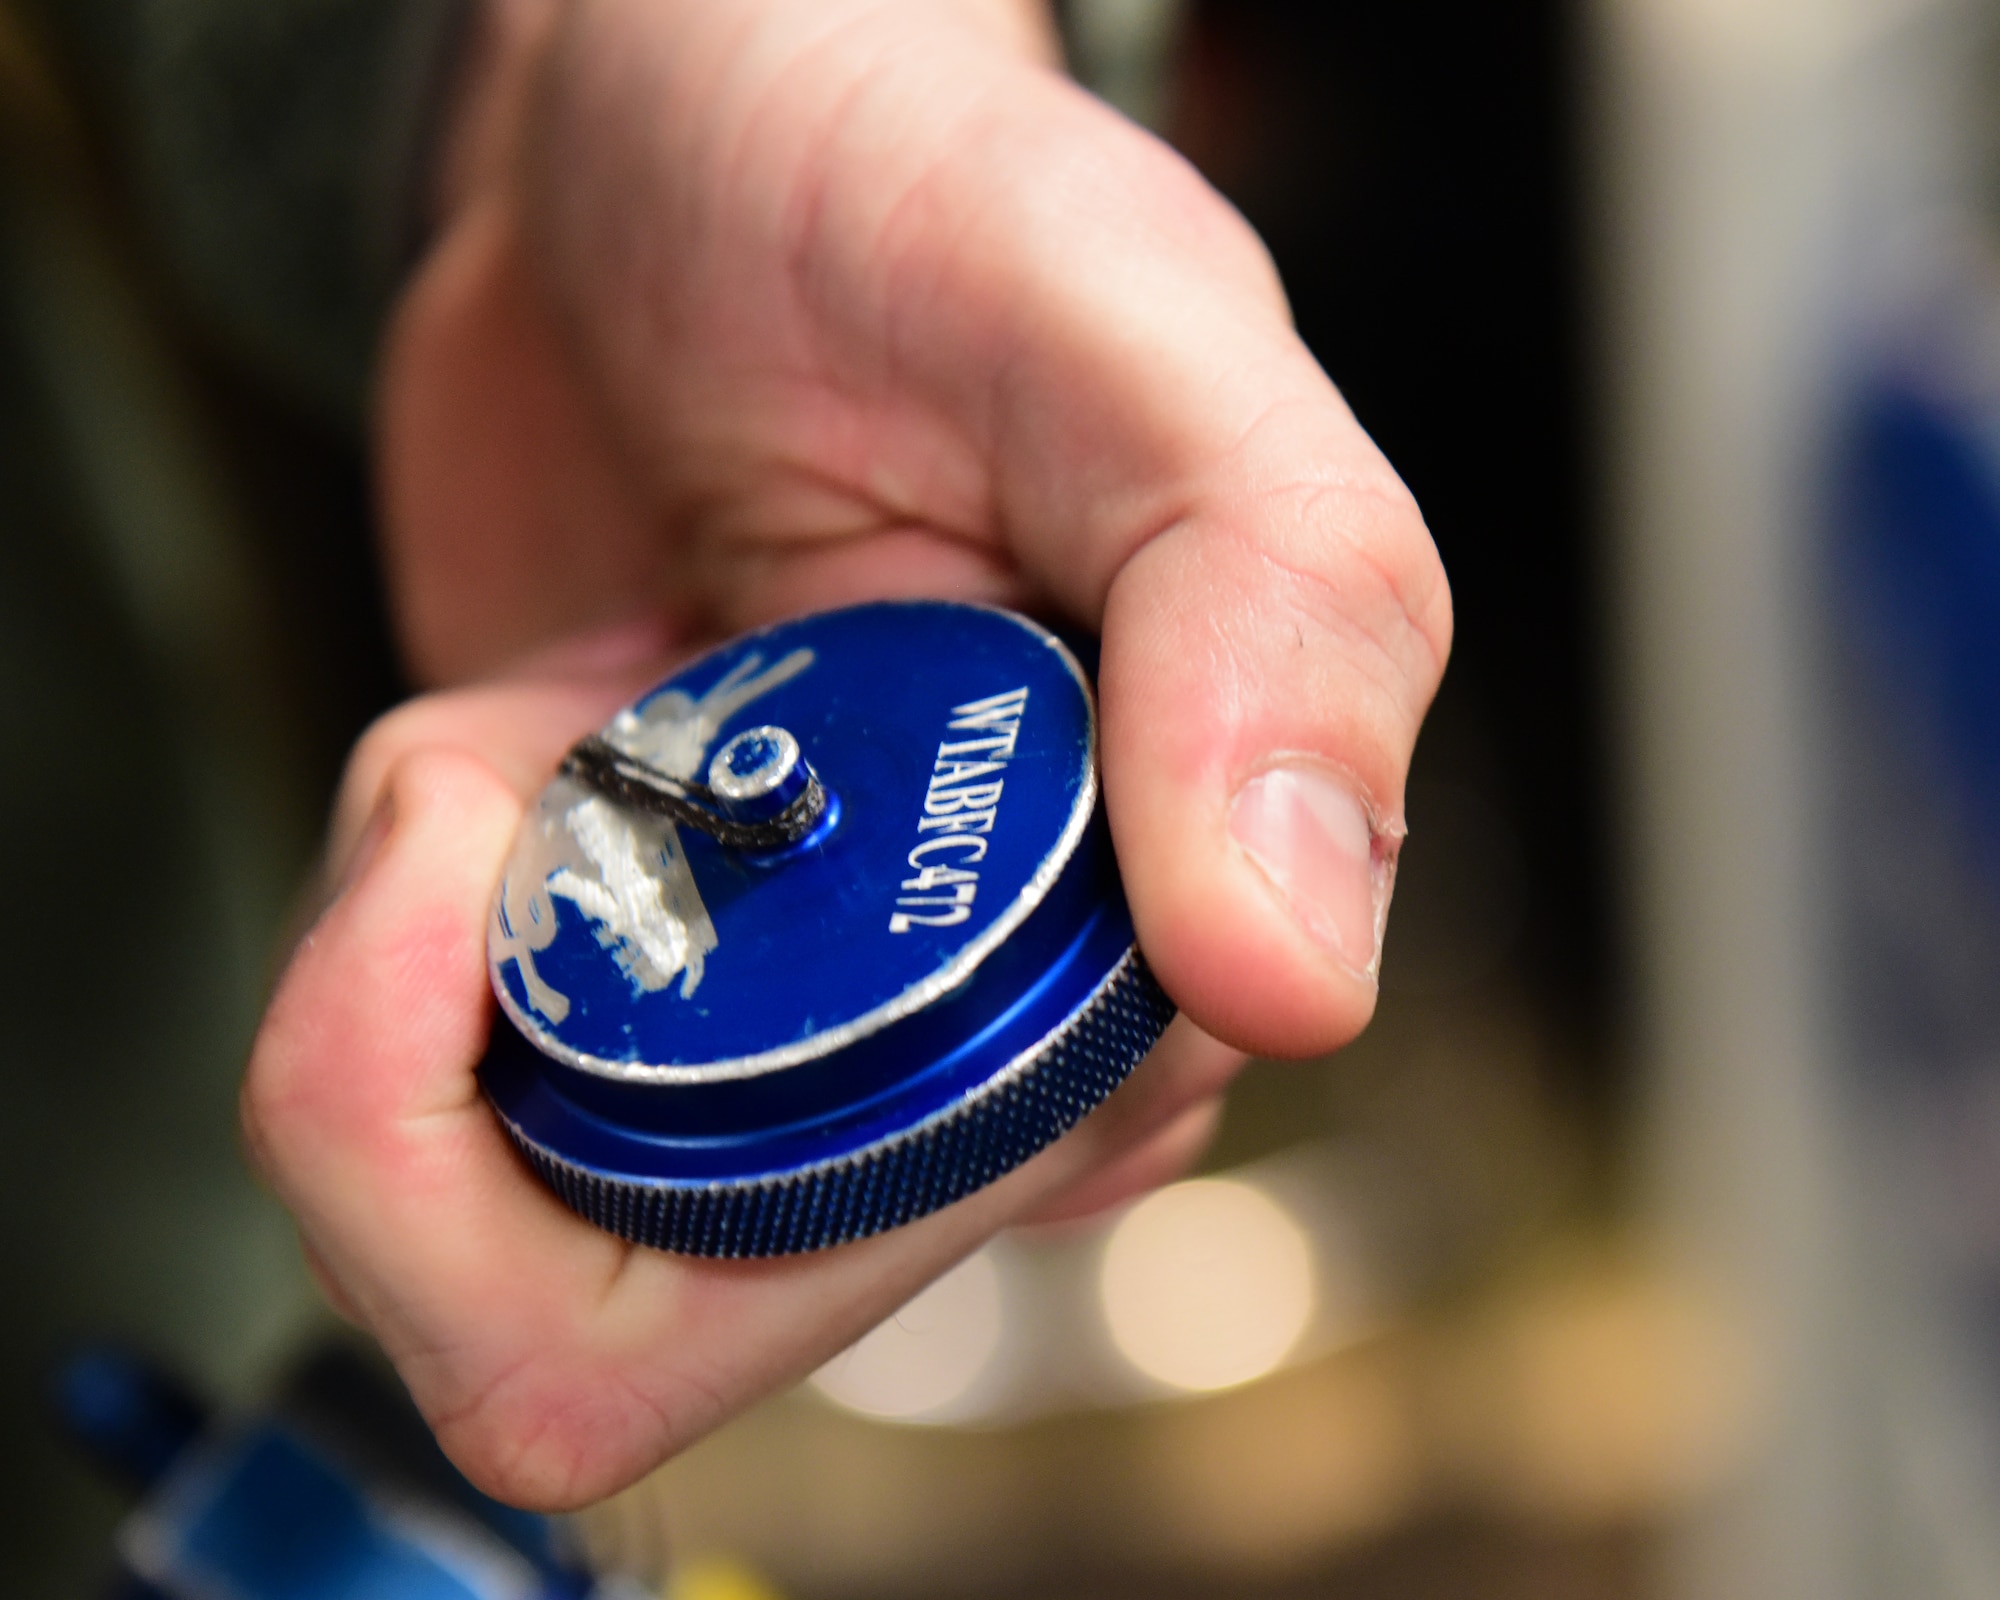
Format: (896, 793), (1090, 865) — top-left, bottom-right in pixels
(243, 0), (1450, 1509)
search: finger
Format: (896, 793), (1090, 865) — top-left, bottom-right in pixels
(1095, 428), (1449, 1060)
(938, 101), (1452, 1059)
(247, 722), (1252, 1510)
(855, 75), (1452, 1058)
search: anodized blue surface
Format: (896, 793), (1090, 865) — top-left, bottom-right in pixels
(481, 814), (1132, 1181)
(489, 602), (1094, 1074)
(480, 601), (1172, 1253)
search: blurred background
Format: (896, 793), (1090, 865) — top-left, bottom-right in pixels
(6, 0), (2000, 1594)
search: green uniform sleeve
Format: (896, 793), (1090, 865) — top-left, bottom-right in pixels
(22, 0), (473, 419)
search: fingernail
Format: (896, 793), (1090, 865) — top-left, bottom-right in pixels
(1229, 764), (1399, 981)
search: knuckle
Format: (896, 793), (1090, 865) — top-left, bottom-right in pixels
(237, 1058), (282, 1179)
(1262, 473), (1453, 712)
(240, 990), (314, 1185)
(244, 744), (512, 1176)
(240, 922), (346, 1168)
(431, 1361), (675, 1512)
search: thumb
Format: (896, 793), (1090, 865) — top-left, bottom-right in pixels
(1098, 394), (1451, 1060)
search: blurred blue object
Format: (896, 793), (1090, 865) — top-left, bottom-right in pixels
(124, 1422), (550, 1600)
(1836, 358), (2000, 887)
(54, 1347), (209, 1492)
(52, 1344), (606, 1600)
(1824, 274), (2000, 1586)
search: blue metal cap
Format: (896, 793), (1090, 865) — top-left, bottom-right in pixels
(480, 601), (1174, 1256)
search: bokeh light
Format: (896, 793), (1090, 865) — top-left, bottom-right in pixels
(1099, 1179), (1316, 1393)
(810, 1251), (1004, 1422)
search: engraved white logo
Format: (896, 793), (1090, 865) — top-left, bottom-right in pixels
(492, 648), (814, 1023)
